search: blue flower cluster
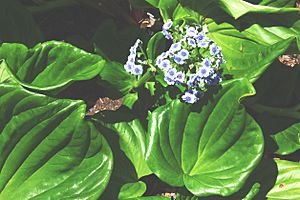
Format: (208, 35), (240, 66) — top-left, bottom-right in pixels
(124, 39), (144, 76)
(159, 20), (225, 104)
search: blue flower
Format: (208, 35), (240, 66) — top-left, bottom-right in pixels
(178, 49), (189, 60)
(187, 38), (197, 48)
(210, 43), (219, 56)
(158, 59), (172, 71)
(174, 55), (185, 65)
(132, 65), (143, 76)
(127, 54), (136, 63)
(197, 40), (209, 48)
(197, 66), (212, 78)
(156, 57), (162, 66)
(164, 68), (177, 85)
(186, 27), (198, 37)
(164, 76), (175, 85)
(160, 51), (169, 59)
(195, 32), (205, 42)
(202, 58), (211, 68)
(163, 19), (173, 30)
(205, 72), (222, 86)
(175, 71), (185, 84)
(169, 42), (182, 52)
(187, 73), (197, 87)
(182, 90), (199, 104)
(163, 30), (173, 40)
(166, 68), (177, 78)
(124, 62), (134, 73)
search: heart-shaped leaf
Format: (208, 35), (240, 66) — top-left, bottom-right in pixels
(0, 83), (113, 199)
(272, 123), (300, 155)
(146, 78), (264, 196)
(267, 160), (300, 200)
(0, 41), (105, 92)
(207, 20), (297, 82)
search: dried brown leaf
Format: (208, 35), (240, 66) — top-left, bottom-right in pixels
(278, 54), (300, 68)
(86, 97), (124, 116)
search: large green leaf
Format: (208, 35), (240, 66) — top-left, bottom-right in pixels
(92, 19), (147, 63)
(178, 0), (300, 19)
(146, 0), (201, 22)
(267, 160), (300, 200)
(272, 123), (300, 155)
(207, 20), (296, 82)
(0, 41), (105, 92)
(146, 78), (264, 196)
(148, 0), (299, 82)
(98, 61), (136, 94)
(0, 83), (113, 199)
(98, 125), (164, 200)
(107, 119), (152, 178)
(0, 0), (43, 47)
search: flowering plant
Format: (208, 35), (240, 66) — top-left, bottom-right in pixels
(124, 19), (225, 103)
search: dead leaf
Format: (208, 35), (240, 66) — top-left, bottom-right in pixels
(278, 54), (300, 68)
(139, 12), (157, 29)
(86, 97), (124, 116)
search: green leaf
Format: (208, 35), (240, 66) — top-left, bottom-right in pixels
(0, 41), (105, 92)
(0, 60), (10, 83)
(98, 61), (136, 94)
(242, 183), (260, 200)
(123, 93), (139, 109)
(0, 0), (43, 47)
(146, 32), (167, 61)
(118, 181), (147, 199)
(107, 119), (152, 178)
(175, 193), (199, 200)
(146, 0), (178, 20)
(92, 19), (148, 63)
(178, 0), (300, 19)
(146, 78), (264, 196)
(98, 125), (145, 200)
(207, 20), (297, 82)
(146, 0), (201, 22)
(0, 83), (113, 199)
(272, 123), (300, 155)
(267, 160), (300, 200)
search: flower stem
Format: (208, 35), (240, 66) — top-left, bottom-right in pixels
(135, 67), (156, 88)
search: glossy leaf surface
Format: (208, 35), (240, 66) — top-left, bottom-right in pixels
(267, 160), (300, 200)
(118, 181), (147, 199)
(0, 41), (105, 92)
(147, 0), (299, 82)
(272, 123), (300, 155)
(146, 79), (264, 196)
(107, 119), (152, 178)
(0, 61), (10, 83)
(178, 0), (300, 19)
(207, 20), (297, 82)
(0, 84), (113, 200)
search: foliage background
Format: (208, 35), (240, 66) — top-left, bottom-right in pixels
(0, 0), (299, 199)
